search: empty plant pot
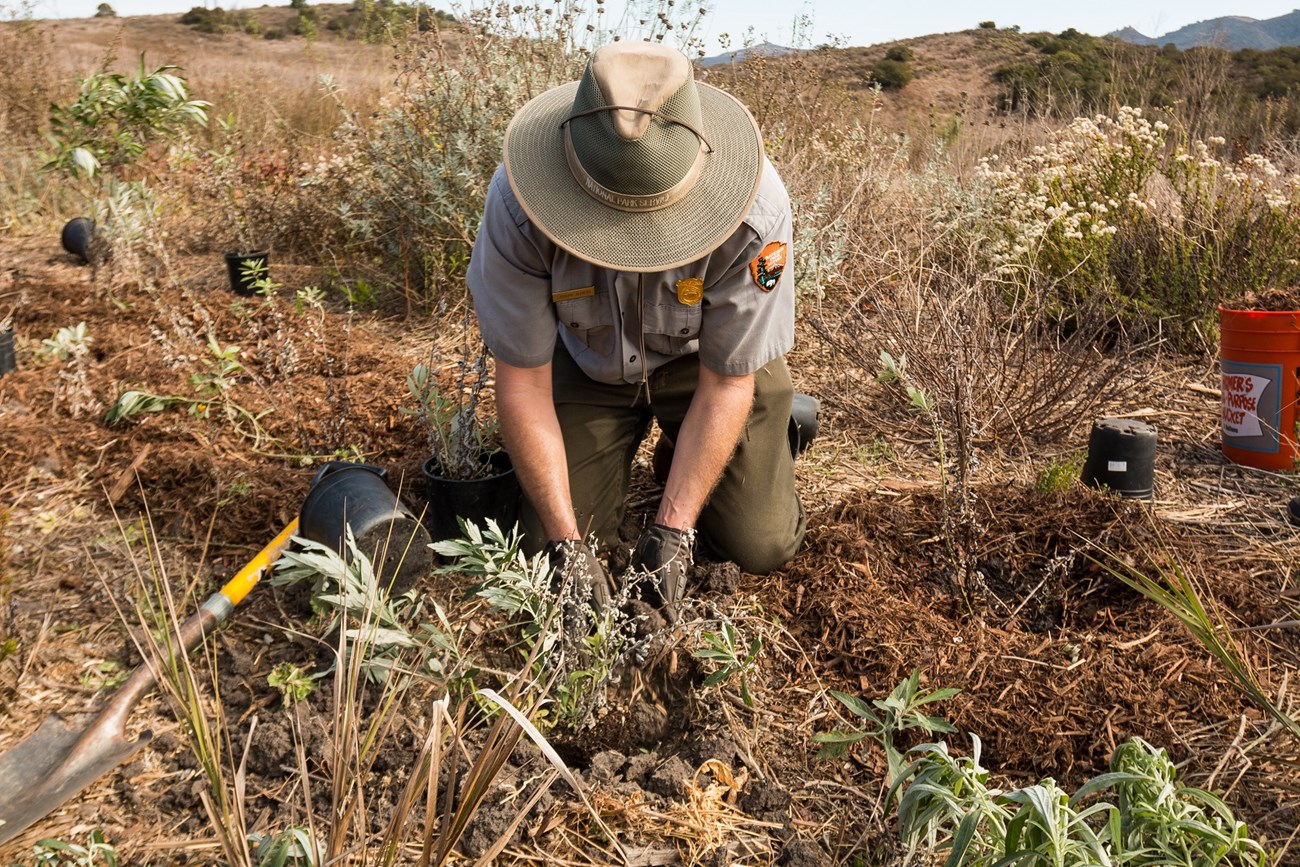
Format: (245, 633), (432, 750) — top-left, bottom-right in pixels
(224, 251), (270, 296)
(422, 451), (521, 544)
(1081, 418), (1157, 500)
(0, 329), (14, 378)
(298, 462), (434, 594)
(61, 217), (95, 262)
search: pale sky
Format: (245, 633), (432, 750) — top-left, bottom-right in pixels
(23, 0), (1300, 52)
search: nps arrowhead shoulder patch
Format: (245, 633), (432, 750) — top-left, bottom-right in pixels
(749, 241), (787, 292)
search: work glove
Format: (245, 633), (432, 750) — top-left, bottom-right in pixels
(628, 523), (695, 622)
(546, 538), (613, 617)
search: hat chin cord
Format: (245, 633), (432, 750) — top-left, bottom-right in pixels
(561, 105), (712, 213)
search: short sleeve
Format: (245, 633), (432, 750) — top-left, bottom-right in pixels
(466, 167), (558, 368)
(696, 161), (795, 376)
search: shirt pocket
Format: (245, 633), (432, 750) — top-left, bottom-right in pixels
(643, 302), (702, 356)
(556, 292), (615, 357)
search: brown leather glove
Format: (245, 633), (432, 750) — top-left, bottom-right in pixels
(546, 538), (612, 616)
(629, 523), (695, 621)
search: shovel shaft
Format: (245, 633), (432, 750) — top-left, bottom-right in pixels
(111, 517), (301, 712)
(218, 518), (299, 607)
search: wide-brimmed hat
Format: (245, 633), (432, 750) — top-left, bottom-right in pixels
(502, 41), (764, 272)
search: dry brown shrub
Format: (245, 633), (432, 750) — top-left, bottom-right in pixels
(0, 9), (58, 143)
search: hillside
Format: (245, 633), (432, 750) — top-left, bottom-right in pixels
(1110, 9), (1300, 50)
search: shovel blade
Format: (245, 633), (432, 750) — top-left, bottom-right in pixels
(0, 714), (151, 845)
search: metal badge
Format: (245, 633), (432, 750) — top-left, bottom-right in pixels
(675, 277), (704, 306)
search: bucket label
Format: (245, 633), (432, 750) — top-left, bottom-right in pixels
(1221, 361), (1281, 452)
(1107, 460), (1127, 472)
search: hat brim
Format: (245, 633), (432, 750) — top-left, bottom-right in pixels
(502, 80), (764, 273)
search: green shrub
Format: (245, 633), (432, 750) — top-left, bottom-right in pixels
(179, 6), (229, 33)
(291, 7), (318, 38)
(884, 45), (913, 62)
(893, 736), (1269, 867)
(323, 0), (445, 43)
(314, 8), (586, 306)
(95, 2), (115, 17)
(979, 20), (996, 29)
(871, 57), (913, 90)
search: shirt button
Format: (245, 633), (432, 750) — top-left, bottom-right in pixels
(570, 321), (580, 328)
(629, 355), (637, 362)
(680, 328), (690, 334)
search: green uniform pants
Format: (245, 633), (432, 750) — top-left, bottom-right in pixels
(520, 345), (806, 574)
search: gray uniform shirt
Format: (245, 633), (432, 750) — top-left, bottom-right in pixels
(467, 159), (795, 385)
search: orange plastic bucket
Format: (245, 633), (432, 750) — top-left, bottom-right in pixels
(1219, 307), (1300, 470)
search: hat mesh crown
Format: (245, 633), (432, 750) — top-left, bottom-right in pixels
(568, 69), (703, 198)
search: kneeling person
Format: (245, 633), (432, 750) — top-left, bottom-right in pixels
(467, 40), (806, 616)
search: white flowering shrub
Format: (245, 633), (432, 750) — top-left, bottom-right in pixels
(978, 107), (1164, 311)
(976, 106), (1300, 341)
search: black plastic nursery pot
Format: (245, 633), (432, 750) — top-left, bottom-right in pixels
(61, 217), (95, 263)
(0, 329), (14, 378)
(224, 251), (270, 296)
(298, 462), (434, 593)
(1081, 417), (1157, 500)
(421, 451), (521, 544)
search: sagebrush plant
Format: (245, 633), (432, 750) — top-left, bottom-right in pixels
(404, 313), (500, 480)
(271, 531), (464, 683)
(890, 734), (1269, 867)
(39, 321), (98, 419)
(434, 519), (660, 732)
(116, 515), (571, 867)
(320, 5), (587, 308)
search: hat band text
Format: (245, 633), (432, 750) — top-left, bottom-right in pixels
(563, 125), (706, 213)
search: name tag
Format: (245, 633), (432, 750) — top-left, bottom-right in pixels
(552, 285), (595, 303)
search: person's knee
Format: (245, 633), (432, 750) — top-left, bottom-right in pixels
(734, 537), (801, 574)
(703, 518), (805, 575)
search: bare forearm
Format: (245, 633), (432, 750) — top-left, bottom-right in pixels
(656, 368), (754, 530)
(495, 361), (580, 541)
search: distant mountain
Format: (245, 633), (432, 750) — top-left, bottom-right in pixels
(699, 42), (796, 68)
(1109, 10), (1300, 51)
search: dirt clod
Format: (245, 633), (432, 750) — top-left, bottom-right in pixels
(645, 754), (694, 800)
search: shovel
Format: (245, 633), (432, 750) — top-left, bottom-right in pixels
(0, 519), (300, 845)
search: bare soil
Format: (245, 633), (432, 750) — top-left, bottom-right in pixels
(3, 228), (1300, 866)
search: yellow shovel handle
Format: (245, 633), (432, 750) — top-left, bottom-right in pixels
(217, 517), (299, 606)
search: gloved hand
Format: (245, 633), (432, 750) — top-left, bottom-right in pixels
(546, 538), (612, 616)
(629, 523), (695, 620)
